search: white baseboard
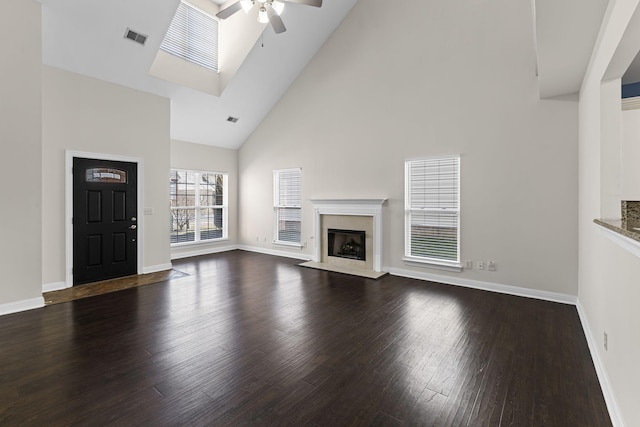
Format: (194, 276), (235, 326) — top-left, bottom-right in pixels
(169, 244), (312, 262)
(42, 282), (70, 293)
(0, 297), (45, 316)
(142, 263), (173, 274)
(238, 245), (312, 261)
(384, 266), (577, 305)
(576, 300), (624, 427)
(171, 244), (239, 260)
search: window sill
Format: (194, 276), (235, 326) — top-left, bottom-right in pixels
(171, 237), (229, 248)
(273, 240), (303, 249)
(402, 256), (463, 272)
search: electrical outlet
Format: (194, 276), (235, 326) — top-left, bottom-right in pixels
(465, 260), (473, 269)
(476, 261), (484, 270)
(604, 331), (608, 351)
(487, 261), (496, 271)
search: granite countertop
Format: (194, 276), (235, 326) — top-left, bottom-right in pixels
(594, 218), (640, 243)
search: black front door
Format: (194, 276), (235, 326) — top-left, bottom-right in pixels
(73, 157), (138, 285)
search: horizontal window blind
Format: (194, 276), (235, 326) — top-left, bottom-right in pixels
(405, 156), (460, 262)
(160, 1), (218, 71)
(274, 168), (302, 244)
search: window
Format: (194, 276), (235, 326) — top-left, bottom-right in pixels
(170, 170), (227, 244)
(160, 1), (219, 72)
(85, 168), (127, 183)
(274, 168), (302, 246)
(405, 156), (460, 268)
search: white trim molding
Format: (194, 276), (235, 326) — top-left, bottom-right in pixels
(65, 150), (145, 287)
(171, 244), (239, 260)
(142, 263), (173, 274)
(42, 282), (70, 293)
(0, 297), (45, 316)
(237, 245), (312, 261)
(576, 300), (625, 427)
(309, 199), (387, 272)
(385, 266), (576, 305)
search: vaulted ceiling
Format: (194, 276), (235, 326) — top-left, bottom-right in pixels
(37, 0), (611, 149)
(38, 0), (358, 149)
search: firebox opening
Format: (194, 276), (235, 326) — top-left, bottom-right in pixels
(327, 229), (366, 261)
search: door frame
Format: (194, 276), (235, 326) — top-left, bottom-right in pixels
(65, 150), (144, 288)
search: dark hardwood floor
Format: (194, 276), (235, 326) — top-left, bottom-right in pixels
(0, 250), (611, 426)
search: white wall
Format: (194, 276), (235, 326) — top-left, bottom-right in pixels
(0, 0), (43, 309)
(601, 79), (623, 219)
(621, 108), (640, 200)
(238, 0), (579, 296)
(42, 66), (171, 287)
(578, 0), (640, 425)
(170, 139), (239, 258)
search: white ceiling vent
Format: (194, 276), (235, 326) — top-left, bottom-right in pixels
(124, 28), (148, 46)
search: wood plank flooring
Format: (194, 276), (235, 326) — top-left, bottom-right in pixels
(0, 250), (611, 426)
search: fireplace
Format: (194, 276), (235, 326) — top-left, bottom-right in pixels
(303, 199), (387, 278)
(328, 229), (366, 261)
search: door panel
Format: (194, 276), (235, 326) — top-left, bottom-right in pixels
(87, 191), (102, 222)
(113, 232), (127, 262)
(87, 235), (102, 266)
(113, 191), (126, 222)
(73, 158), (137, 285)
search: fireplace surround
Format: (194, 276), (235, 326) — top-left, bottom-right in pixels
(302, 199), (387, 278)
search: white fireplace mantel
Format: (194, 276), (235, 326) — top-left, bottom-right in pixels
(310, 199), (387, 272)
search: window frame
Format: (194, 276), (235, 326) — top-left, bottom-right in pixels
(170, 169), (228, 246)
(273, 168), (303, 248)
(404, 155), (462, 271)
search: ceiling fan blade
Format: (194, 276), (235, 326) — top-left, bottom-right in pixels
(267, 8), (287, 34)
(281, 0), (322, 7)
(216, 1), (243, 19)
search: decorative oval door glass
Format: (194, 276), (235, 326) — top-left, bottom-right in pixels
(85, 168), (127, 183)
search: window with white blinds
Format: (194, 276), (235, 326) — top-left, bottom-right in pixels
(160, 1), (219, 72)
(274, 168), (302, 246)
(405, 156), (460, 265)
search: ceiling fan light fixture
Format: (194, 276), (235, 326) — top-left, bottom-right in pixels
(240, 0), (253, 13)
(216, 0), (322, 34)
(272, 0), (285, 15)
(258, 6), (269, 23)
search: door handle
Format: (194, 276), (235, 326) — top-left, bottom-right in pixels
(131, 217), (137, 222)
(129, 225), (137, 230)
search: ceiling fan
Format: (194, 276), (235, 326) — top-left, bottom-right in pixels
(216, 0), (323, 34)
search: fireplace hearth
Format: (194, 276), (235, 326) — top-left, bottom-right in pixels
(328, 229), (366, 261)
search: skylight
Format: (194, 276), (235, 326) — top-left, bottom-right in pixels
(160, 1), (219, 72)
